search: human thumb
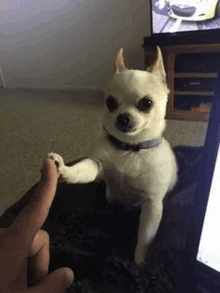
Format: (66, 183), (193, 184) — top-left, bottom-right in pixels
(28, 267), (74, 293)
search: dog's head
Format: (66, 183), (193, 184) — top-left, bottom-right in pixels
(103, 47), (170, 144)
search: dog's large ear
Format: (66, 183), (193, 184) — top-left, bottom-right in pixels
(114, 48), (128, 73)
(147, 46), (166, 83)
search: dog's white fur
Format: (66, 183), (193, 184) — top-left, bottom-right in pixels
(48, 47), (178, 265)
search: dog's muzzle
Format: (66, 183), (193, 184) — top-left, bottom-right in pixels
(116, 113), (134, 132)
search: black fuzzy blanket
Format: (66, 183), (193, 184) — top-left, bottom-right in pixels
(0, 146), (204, 292)
(39, 146), (204, 293)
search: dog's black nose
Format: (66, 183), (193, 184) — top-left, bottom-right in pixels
(116, 113), (133, 131)
(117, 113), (130, 127)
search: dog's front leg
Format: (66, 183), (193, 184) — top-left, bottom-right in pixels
(134, 199), (163, 265)
(48, 152), (102, 184)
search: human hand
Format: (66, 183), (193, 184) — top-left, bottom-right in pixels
(0, 158), (74, 292)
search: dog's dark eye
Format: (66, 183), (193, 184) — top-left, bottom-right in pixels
(106, 96), (118, 112)
(136, 97), (153, 112)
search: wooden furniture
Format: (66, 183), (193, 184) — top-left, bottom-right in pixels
(143, 44), (220, 121)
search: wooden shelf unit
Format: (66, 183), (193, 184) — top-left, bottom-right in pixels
(143, 44), (220, 121)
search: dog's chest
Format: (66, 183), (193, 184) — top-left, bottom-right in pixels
(91, 136), (177, 204)
(103, 150), (147, 203)
(92, 138), (161, 202)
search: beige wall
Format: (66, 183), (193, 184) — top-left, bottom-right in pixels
(0, 0), (208, 145)
(0, 0), (150, 89)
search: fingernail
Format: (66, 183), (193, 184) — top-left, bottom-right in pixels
(60, 268), (74, 286)
(65, 268), (74, 279)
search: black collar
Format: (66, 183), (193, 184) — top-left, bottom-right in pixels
(103, 127), (162, 152)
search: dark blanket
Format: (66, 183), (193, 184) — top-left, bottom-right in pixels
(0, 146), (204, 292)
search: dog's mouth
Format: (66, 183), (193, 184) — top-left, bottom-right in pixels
(117, 126), (137, 133)
(116, 120), (149, 136)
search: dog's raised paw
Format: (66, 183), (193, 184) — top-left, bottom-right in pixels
(47, 152), (65, 168)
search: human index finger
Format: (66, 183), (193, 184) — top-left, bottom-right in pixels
(9, 158), (59, 246)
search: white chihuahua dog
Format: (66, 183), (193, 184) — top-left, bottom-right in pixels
(48, 47), (178, 265)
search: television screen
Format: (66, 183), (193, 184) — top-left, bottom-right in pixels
(152, 0), (220, 35)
